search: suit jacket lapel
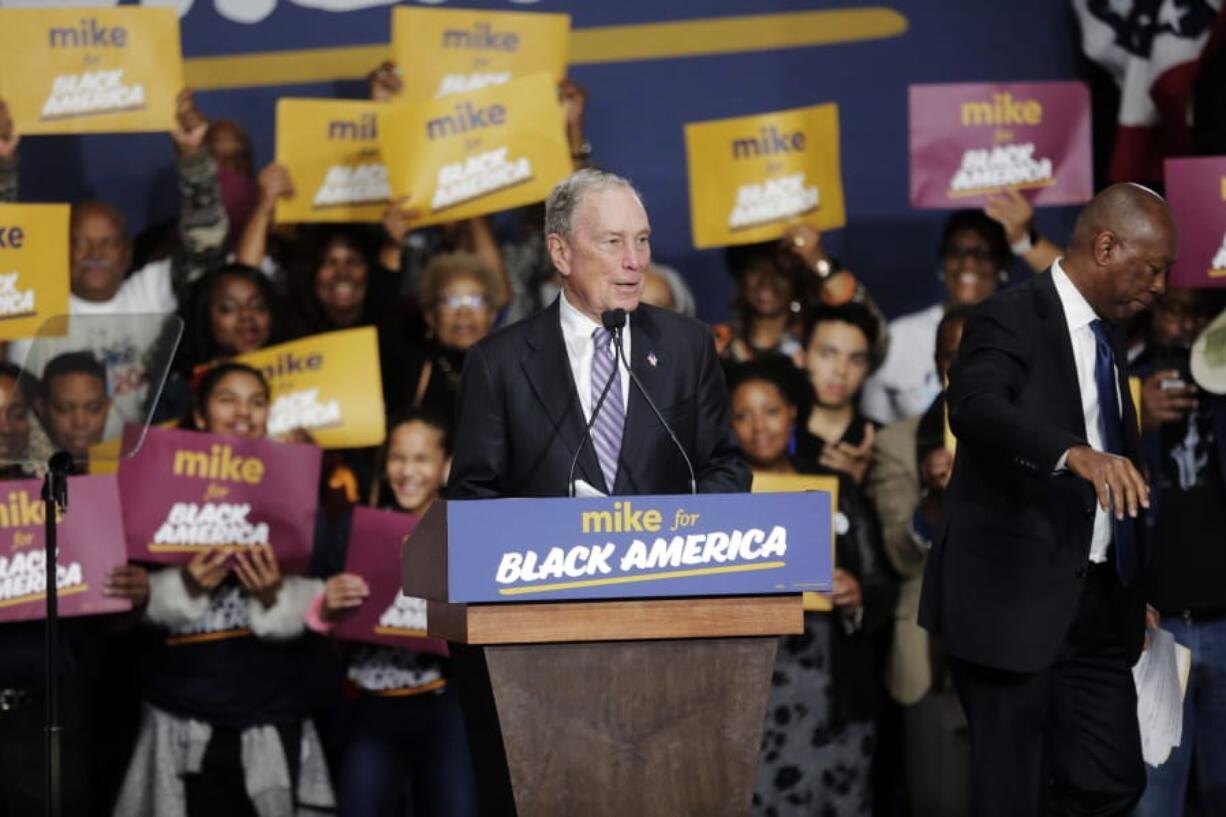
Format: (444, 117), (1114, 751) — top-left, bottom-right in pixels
(521, 299), (608, 493)
(615, 307), (669, 494)
(1034, 271), (1088, 441)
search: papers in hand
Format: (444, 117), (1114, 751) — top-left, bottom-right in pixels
(1132, 627), (1192, 767)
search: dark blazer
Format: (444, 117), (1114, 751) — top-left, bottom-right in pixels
(446, 298), (751, 499)
(918, 271), (1146, 674)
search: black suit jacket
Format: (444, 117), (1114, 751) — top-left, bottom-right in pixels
(446, 298), (751, 499)
(918, 271), (1146, 673)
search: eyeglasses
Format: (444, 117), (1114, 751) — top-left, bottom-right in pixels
(943, 245), (995, 263)
(71, 236), (126, 254)
(438, 294), (489, 310)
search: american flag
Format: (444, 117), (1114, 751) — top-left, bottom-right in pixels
(1073, 0), (1225, 181)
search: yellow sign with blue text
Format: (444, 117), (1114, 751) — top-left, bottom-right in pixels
(0, 8), (182, 135)
(391, 6), (570, 101)
(751, 471), (839, 612)
(234, 327), (385, 450)
(275, 98), (396, 224)
(0, 204), (69, 341)
(381, 72), (572, 228)
(685, 103), (846, 249)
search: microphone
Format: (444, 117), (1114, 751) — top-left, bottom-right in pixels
(565, 311), (624, 497)
(609, 311), (697, 495)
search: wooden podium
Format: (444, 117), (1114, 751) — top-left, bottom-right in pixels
(404, 494), (829, 817)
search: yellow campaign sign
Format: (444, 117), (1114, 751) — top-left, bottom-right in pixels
(751, 472), (839, 612)
(391, 6), (570, 101)
(0, 8), (182, 135)
(381, 72), (572, 228)
(0, 204), (69, 341)
(685, 103), (846, 249)
(275, 98), (394, 224)
(235, 327), (385, 449)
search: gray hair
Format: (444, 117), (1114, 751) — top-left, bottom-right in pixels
(544, 168), (643, 240)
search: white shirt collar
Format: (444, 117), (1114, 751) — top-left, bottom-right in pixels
(558, 289), (630, 346)
(559, 289), (602, 345)
(1050, 257), (1100, 332)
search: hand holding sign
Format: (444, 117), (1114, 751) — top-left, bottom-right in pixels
(983, 187), (1034, 245)
(382, 197), (420, 247)
(103, 564), (149, 606)
(171, 89), (208, 156)
(257, 163), (294, 214)
(0, 101), (18, 161)
(830, 568), (861, 610)
(324, 572), (370, 620)
(182, 547), (230, 597)
(234, 545), (283, 609)
(367, 61), (404, 103)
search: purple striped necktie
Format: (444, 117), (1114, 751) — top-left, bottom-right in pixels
(590, 326), (625, 491)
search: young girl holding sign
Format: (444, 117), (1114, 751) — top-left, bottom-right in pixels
(114, 362), (335, 816)
(309, 411), (478, 817)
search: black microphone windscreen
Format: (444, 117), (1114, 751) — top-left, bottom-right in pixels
(601, 309), (627, 331)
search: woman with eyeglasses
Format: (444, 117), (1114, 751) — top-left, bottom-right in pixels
(406, 253), (501, 425)
(860, 210), (1013, 426)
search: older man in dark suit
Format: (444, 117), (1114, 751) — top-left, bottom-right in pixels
(447, 169), (749, 499)
(920, 183), (1176, 816)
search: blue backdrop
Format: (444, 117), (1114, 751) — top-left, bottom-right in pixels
(12, 0), (1092, 322)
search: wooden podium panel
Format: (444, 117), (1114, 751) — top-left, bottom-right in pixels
(428, 595), (802, 644)
(452, 636), (777, 817)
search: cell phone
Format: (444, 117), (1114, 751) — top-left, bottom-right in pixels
(1159, 378), (1187, 391)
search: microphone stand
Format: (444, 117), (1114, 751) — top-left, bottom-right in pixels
(42, 450), (73, 817)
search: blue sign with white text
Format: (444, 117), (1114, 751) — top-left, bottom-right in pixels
(445, 492), (831, 602)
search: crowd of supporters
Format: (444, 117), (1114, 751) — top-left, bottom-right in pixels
(0, 58), (1222, 817)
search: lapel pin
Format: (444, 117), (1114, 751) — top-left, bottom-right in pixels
(647, 352), (659, 368)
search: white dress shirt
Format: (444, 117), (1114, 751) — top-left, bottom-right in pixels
(1051, 259), (1121, 564)
(859, 302), (944, 424)
(558, 291), (631, 421)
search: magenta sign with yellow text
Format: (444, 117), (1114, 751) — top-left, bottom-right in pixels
(334, 506), (446, 653)
(909, 81), (1092, 209)
(0, 476), (130, 624)
(117, 426), (321, 572)
(1165, 156), (1226, 288)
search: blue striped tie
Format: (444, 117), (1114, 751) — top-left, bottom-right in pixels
(590, 326), (625, 491)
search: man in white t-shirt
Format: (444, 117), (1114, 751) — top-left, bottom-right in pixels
(0, 91), (228, 429)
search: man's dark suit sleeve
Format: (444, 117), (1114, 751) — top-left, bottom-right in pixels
(446, 343), (506, 499)
(693, 327), (752, 493)
(948, 298), (1083, 476)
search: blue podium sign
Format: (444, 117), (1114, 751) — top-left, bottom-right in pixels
(436, 492), (831, 603)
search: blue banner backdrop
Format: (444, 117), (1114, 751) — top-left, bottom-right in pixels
(7, 0), (1087, 321)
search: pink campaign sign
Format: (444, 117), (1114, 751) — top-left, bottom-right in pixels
(333, 506), (446, 652)
(909, 81), (1092, 209)
(1165, 157), (1226, 289)
(0, 475), (131, 624)
(117, 425), (321, 572)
